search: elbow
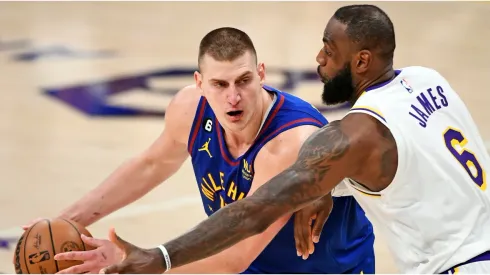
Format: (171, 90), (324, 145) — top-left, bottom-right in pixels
(230, 262), (249, 274)
(228, 254), (254, 274)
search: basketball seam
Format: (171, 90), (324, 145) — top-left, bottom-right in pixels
(61, 218), (87, 251)
(46, 220), (60, 273)
(22, 222), (37, 274)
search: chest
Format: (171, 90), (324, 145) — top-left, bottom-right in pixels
(192, 141), (255, 215)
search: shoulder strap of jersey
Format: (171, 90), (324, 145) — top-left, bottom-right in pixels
(249, 90), (327, 159)
(187, 96), (210, 154)
(348, 91), (389, 128)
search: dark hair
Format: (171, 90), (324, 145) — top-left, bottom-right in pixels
(334, 4), (396, 60)
(198, 27), (257, 70)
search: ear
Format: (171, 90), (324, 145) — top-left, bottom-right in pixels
(194, 71), (204, 95)
(257, 62), (266, 85)
(354, 50), (371, 74)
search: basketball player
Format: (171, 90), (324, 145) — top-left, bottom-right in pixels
(23, 27), (375, 274)
(98, 4), (490, 275)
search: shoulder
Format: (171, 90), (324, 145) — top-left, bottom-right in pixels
(165, 84), (204, 144)
(254, 125), (321, 170)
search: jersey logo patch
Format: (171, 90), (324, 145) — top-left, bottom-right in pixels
(203, 118), (213, 133)
(400, 79), (413, 93)
(242, 159), (253, 181)
(198, 137), (213, 158)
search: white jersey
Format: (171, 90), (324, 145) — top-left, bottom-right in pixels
(345, 66), (490, 273)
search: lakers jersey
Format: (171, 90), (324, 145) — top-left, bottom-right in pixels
(188, 85), (375, 273)
(346, 66), (490, 273)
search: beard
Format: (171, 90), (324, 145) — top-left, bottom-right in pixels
(320, 63), (356, 106)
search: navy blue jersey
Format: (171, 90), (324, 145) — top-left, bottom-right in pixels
(188, 85), (375, 273)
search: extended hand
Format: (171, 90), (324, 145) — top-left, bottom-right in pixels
(100, 228), (165, 274)
(293, 193), (333, 259)
(54, 234), (123, 274)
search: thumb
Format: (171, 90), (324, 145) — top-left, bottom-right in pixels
(100, 262), (126, 274)
(312, 211), (329, 243)
(80, 234), (106, 247)
(108, 227), (132, 255)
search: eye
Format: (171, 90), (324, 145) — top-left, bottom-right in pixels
(237, 78), (250, 85)
(213, 81), (226, 87)
(323, 48), (332, 57)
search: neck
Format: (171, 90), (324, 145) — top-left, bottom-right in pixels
(223, 88), (273, 157)
(351, 64), (395, 105)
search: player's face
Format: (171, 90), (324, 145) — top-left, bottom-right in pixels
(316, 18), (357, 106)
(195, 51), (265, 132)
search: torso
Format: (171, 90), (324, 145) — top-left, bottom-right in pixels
(346, 66), (490, 273)
(187, 85), (374, 273)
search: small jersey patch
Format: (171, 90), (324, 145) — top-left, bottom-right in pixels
(203, 118), (213, 133)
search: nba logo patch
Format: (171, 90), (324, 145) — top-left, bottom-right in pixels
(400, 79), (413, 93)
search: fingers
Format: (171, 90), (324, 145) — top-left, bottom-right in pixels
(293, 214), (304, 257)
(21, 217), (44, 231)
(108, 227), (131, 254)
(56, 262), (93, 274)
(81, 234), (107, 248)
(294, 213), (313, 260)
(311, 210), (330, 243)
(54, 250), (95, 262)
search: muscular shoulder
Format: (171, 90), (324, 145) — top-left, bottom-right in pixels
(338, 113), (398, 189)
(165, 84), (203, 144)
(255, 125), (321, 171)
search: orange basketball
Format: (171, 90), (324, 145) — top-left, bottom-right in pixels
(13, 218), (95, 274)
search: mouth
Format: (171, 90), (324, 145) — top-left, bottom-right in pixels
(226, 110), (243, 121)
(317, 66), (329, 84)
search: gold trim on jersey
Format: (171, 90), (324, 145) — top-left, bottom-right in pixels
(347, 179), (381, 198)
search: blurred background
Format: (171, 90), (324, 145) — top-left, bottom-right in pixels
(0, 1), (489, 273)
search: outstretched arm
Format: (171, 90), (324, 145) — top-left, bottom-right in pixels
(164, 120), (356, 267)
(101, 114), (380, 274)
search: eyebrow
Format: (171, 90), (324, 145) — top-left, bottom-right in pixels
(209, 71), (252, 83)
(322, 35), (332, 44)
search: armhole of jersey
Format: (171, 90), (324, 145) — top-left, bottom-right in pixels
(349, 106), (409, 195)
(187, 97), (207, 154)
(348, 106), (388, 128)
(251, 117), (325, 162)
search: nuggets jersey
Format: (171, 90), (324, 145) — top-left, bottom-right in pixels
(346, 66), (490, 273)
(188, 85), (375, 273)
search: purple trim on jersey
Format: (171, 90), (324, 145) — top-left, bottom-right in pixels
(440, 251), (490, 274)
(215, 93), (285, 167)
(365, 69), (402, 92)
(187, 97), (208, 154)
(350, 108), (387, 123)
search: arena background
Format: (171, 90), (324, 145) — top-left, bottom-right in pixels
(1, 1), (489, 273)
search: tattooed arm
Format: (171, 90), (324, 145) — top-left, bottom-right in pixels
(158, 114), (383, 269)
(101, 114), (394, 274)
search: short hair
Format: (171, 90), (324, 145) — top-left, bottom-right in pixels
(333, 4), (396, 61)
(198, 27), (257, 70)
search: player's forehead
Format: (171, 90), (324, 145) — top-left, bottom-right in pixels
(323, 18), (349, 50)
(201, 52), (256, 81)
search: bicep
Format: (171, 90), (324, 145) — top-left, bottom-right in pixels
(140, 86), (200, 171)
(249, 119), (366, 219)
(233, 131), (313, 259)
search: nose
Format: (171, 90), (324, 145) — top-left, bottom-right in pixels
(316, 49), (326, 66)
(227, 87), (241, 106)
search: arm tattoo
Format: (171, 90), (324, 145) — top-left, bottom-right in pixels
(377, 121), (398, 184)
(162, 120), (351, 269)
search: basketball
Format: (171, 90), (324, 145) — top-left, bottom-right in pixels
(13, 218), (95, 274)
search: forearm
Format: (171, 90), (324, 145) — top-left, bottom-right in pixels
(160, 168), (313, 270)
(59, 156), (180, 226)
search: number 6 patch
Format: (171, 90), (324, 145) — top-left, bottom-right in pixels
(203, 118), (213, 133)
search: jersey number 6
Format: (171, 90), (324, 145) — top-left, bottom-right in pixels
(443, 127), (487, 191)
